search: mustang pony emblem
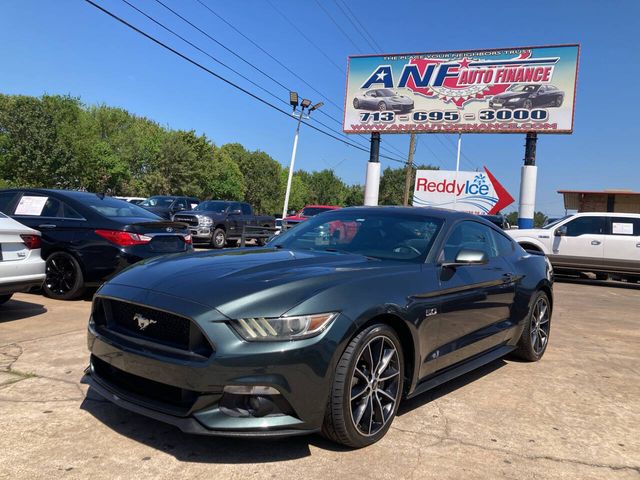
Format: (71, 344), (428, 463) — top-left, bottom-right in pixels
(134, 313), (157, 331)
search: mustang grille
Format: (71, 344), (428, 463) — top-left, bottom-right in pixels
(93, 298), (213, 358)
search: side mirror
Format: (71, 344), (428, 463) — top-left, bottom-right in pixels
(442, 248), (488, 268)
(555, 226), (567, 237)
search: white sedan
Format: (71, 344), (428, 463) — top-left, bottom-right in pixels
(0, 212), (46, 305)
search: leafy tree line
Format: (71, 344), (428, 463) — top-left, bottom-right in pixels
(0, 94), (437, 214)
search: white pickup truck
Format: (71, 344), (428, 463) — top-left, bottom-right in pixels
(507, 212), (640, 282)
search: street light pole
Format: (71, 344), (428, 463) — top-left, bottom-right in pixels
(282, 109), (304, 220)
(281, 93), (323, 220)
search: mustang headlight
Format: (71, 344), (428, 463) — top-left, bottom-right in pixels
(196, 214), (213, 226)
(231, 313), (338, 341)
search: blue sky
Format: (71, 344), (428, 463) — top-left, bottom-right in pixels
(1, 0), (639, 216)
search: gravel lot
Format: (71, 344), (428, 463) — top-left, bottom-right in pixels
(1, 281), (638, 480)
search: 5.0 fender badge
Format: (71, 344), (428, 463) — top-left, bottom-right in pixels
(425, 308), (438, 318)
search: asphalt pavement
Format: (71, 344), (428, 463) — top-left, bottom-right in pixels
(0, 281), (638, 479)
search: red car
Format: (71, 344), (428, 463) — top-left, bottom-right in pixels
(284, 205), (341, 224)
(284, 205), (359, 243)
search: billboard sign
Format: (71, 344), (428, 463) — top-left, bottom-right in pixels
(344, 44), (579, 134)
(413, 168), (514, 215)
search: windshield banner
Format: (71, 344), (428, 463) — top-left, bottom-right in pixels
(344, 44), (579, 134)
(413, 168), (514, 214)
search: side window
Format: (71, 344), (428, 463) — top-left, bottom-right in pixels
(176, 198), (188, 210)
(62, 202), (84, 219)
(40, 198), (63, 217)
(443, 221), (498, 262)
(14, 195), (61, 217)
(241, 204), (252, 215)
(492, 229), (515, 256)
(610, 218), (639, 236)
(564, 216), (606, 236)
(0, 192), (18, 214)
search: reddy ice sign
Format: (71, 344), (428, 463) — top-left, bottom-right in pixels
(344, 44), (579, 134)
(413, 168), (514, 214)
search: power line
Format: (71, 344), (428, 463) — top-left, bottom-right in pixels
(333, 0), (382, 52)
(265, 0), (346, 75)
(82, 0), (408, 165)
(119, 0), (380, 155)
(188, 0), (405, 159)
(313, 0), (362, 53)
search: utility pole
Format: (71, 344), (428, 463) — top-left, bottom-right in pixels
(403, 133), (416, 206)
(364, 132), (381, 206)
(518, 132), (538, 229)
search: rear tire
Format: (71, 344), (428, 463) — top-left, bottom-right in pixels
(0, 294), (13, 305)
(513, 291), (551, 362)
(322, 323), (404, 448)
(43, 252), (86, 300)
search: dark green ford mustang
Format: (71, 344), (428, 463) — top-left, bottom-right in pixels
(86, 207), (553, 447)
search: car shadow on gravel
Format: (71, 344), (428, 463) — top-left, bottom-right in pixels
(79, 387), (347, 463)
(0, 297), (47, 323)
(79, 360), (509, 461)
(555, 276), (640, 290)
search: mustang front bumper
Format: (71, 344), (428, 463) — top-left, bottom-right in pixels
(86, 286), (353, 437)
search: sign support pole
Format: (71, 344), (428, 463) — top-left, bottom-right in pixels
(364, 132), (381, 206)
(518, 132), (538, 229)
(403, 133), (416, 206)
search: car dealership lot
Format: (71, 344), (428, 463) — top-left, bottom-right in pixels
(0, 282), (638, 480)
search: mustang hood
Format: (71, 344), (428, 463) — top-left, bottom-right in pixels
(105, 248), (405, 319)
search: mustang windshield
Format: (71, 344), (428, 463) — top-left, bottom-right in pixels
(271, 210), (443, 262)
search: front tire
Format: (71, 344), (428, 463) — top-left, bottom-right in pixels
(378, 101), (387, 111)
(211, 228), (226, 249)
(513, 291), (551, 362)
(353, 98), (360, 109)
(44, 252), (86, 300)
(555, 96), (563, 107)
(523, 99), (533, 109)
(322, 324), (404, 448)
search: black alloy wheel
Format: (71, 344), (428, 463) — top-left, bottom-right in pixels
(514, 291), (551, 361)
(44, 252), (86, 300)
(323, 324), (404, 448)
(211, 228), (226, 249)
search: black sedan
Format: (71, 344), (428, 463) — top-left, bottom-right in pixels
(0, 189), (192, 300)
(489, 84), (564, 109)
(86, 207), (553, 447)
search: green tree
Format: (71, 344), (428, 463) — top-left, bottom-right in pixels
(221, 143), (282, 214)
(203, 150), (246, 200)
(278, 170), (309, 214)
(505, 211), (518, 226)
(302, 169), (347, 205)
(379, 164), (439, 205)
(344, 184), (364, 206)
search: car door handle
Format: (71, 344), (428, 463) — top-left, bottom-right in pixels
(38, 224), (57, 229)
(591, 240), (601, 245)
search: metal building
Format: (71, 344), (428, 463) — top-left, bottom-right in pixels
(558, 190), (640, 213)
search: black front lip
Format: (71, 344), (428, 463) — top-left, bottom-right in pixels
(84, 371), (318, 438)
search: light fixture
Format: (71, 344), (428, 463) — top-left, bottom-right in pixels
(309, 102), (324, 112)
(300, 98), (312, 109)
(289, 91), (299, 108)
